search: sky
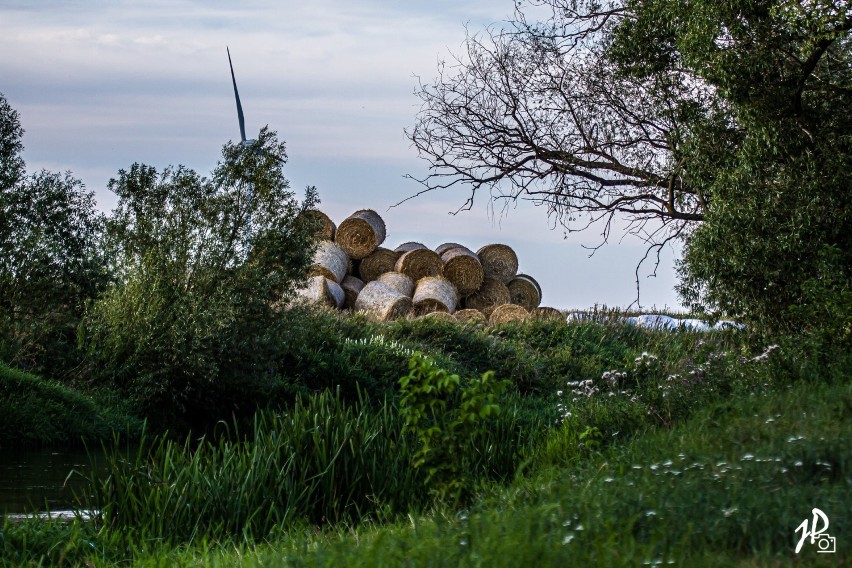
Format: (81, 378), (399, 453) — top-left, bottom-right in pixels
(0, 0), (683, 310)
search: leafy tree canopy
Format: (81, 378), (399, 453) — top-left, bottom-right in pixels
(408, 0), (852, 332)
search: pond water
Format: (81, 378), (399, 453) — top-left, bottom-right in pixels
(0, 447), (108, 514)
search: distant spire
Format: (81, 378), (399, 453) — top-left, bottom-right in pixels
(227, 46), (247, 143)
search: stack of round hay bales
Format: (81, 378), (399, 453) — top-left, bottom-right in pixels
(489, 303), (529, 325)
(299, 209), (336, 241)
(295, 210), (550, 323)
(395, 248), (443, 281)
(463, 278), (511, 317)
(354, 280), (412, 321)
(412, 276), (458, 316)
(335, 209), (386, 259)
(441, 246), (484, 297)
(378, 271), (415, 297)
(359, 247), (400, 282)
(477, 244), (518, 284)
(309, 240), (349, 283)
(507, 274), (542, 311)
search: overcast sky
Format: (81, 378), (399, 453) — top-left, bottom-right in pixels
(0, 0), (683, 310)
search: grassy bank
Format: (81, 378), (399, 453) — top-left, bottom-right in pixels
(0, 364), (141, 449)
(0, 312), (847, 565)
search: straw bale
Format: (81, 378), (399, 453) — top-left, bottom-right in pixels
(463, 278), (511, 316)
(377, 271), (415, 297)
(335, 209), (387, 259)
(489, 303), (530, 325)
(508, 274), (542, 311)
(341, 275), (365, 309)
(441, 247), (484, 297)
(307, 240), (349, 283)
(412, 276), (459, 316)
(299, 209), (336, 241)
(476, 244), (519, 284)
(454, 308), (486, 324)
(354, 281), (412, 321)
(418, 311), (457, 323)
(394, 249), (443, 281)
(358, 247), (400, 282)
(294, 275), (344, 308)
(435, 242), (468, 256)
(533, 307), (564, 321)
(394, 242), (427, 253)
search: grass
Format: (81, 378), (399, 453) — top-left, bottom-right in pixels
(0, 363), (141, 449)
(0, 312), (847, 565)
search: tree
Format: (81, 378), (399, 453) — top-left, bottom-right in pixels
(0, 93), (107, 372)
(81, 128), (320, 427)
(408, 0), (852, 331)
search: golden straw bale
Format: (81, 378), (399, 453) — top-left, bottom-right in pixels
(298, 209), (336, 241)
(335, 209), (387, 259)
(412, 276), (459, 316)
(476, 244), (519, 284)
(394, 242), (427, 253)
(463, 278), (511, 316)
(354, 281), (412, 321)
(394, 249), (443, 281)
(341, 275), (365, 309)
(435, 242), (468, 256)
(358, 247), (400, 282)
(294, 275), (345, 308)
(418, 311), (457, 323)
(454, 308), (486, 324)
(489, 303), (530, 325)
(533, 307), (564, 321)
(377, 271), (416, 297)
(441, 247), (484, 297)
(308, 240), (349, 283)
(508, 274), (542, 311)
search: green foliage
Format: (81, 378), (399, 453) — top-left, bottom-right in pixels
(80, 128), (319, 429)
(0, 95), (107, 375)
(609, 0), (852, 334)
(82, 390), (425, 544)
(0, 363), (140, 448)
(399, 354), (511, 504)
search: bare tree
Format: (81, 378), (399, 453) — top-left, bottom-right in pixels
(406, 0), (716, 259)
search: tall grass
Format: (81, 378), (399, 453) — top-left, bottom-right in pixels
(81, 387), (541, 545)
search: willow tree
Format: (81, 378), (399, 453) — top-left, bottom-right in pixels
(408, 0), (852, 332)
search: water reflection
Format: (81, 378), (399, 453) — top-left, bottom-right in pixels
(0, 447), (107, 514)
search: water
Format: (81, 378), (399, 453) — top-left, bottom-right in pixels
(0, 447), (107, 514)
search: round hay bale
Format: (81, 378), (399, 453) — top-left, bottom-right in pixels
(418, 311), (457, 323)
(412, 276), (459, 316)
(454, 308), (486, 324)
(534, 306), (564, 321)
(298, 209), (336, 241)
(394, 249), (443, 281)
(435, 242), (468, 256)
(341, 275), (365, 309)
(441, 247), (484, 297)
(508, 274), (542, 311)
(463, 278), (511, 316)
(335, 209), (386, 259)
(489, 303), (530, 325)
(358, 247), (400, 282)
(394, 242), (427, 253)
(308, 240), (349, 283)
(294, 275), (345, 308)
(354, 281), (412, 321)
(377, 271), (415, 297)
(476, 244), (519, 284)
